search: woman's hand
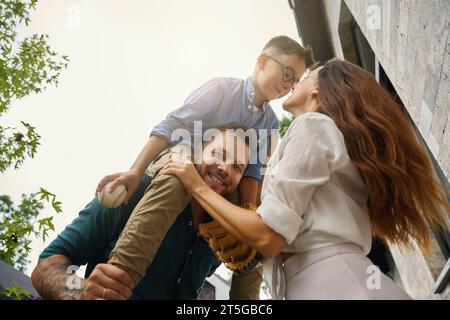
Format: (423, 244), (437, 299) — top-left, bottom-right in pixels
(160, 156), (206, 195)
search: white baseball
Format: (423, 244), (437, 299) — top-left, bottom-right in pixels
(98, 181), (127, 208)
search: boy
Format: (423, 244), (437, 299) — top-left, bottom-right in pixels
(97, 35), (315, 288)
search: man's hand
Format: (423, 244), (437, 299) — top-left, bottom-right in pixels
(95, 169), (141, 205)
(80, 264), (134, 300)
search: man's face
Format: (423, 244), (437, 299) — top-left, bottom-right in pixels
(256, 52), (306, 101)
(196, 131), (249, 195)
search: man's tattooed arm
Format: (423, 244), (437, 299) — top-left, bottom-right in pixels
(31, 255), (86, 300)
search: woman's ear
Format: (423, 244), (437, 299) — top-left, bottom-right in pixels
(311, 88), (321, 111)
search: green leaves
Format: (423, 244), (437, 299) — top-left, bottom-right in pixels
(0, 0), (68, 299)
(279, 115), (293, 138)
(1, 1), (70, 117)
(39, 187), (62, 213)
(1, 1), (69, 174)
(0, 281), (32, 300)
(0, 121), (41, 172)
(0, 33), (70, 116)
(0, 190), (62, 271)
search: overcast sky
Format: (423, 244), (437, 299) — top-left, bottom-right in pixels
(2, 0), (301, 275)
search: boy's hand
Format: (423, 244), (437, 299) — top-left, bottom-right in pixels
(95, 169), (140, 205)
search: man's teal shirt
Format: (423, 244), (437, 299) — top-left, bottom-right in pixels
(39, 175), (221, 299)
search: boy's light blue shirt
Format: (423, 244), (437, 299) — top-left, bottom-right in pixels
(150, 77), (280, 180)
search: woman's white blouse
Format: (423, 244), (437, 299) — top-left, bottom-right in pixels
(258, 112), (373, 255)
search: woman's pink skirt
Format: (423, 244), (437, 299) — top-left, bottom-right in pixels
(283, 242), (411, 300)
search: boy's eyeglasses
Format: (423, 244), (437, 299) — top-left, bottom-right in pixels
(266, 55), (300, 86)
(289, 69), (311, 92)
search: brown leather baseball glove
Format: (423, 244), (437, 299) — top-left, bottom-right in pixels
(198, 203), (264, 273)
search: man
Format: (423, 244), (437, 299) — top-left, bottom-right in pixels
(31, 129), (262, 299)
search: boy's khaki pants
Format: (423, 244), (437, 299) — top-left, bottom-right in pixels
(108, 145), (262, 299)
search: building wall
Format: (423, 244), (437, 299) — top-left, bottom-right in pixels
(322, 0), (345, 58)
(344, 0), (450, 183)
(318, 0), (450, 299)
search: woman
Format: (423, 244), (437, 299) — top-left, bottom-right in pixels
(161, 59), (450, 299)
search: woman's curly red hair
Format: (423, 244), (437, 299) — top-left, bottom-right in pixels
(316, 59), (450, 251)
